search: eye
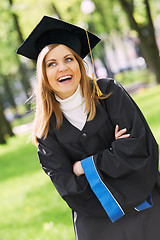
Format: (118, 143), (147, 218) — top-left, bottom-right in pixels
(65, 57), (73, 63)
(47, 62), (56, 67)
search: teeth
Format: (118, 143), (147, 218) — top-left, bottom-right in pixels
(58, 75), (72, 81)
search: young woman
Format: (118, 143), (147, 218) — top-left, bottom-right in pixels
(17, 16), (160, 240)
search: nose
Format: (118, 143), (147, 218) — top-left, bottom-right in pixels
(58, 62), (68, 72)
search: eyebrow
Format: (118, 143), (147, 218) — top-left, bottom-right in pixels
(46, 53), (74, 63)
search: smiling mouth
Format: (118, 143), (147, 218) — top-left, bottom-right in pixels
(57, 75), (72, 83)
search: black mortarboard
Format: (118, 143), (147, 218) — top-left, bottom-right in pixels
(16, 16), (101, 60)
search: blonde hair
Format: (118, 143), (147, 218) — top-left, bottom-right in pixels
(33, 44), (105, 144)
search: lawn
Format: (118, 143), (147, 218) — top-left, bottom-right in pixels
(0, 84), (160, 240)
(133, 84), (160, 145)
(0, 135), (74, 240)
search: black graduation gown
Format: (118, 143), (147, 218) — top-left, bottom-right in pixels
(37, 78), (160, 240)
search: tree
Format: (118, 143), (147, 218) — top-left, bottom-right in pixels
(8, 0), (33, 104)
(118, 0), (160, 83)
(10, 0), (160, 85)
(0, 95), (14, 144)
(1, 74), (17, 112)
(0, 1), (28, 108)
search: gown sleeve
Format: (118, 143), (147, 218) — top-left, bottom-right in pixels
(37, 131), (105, 217)
(81, 78), (159, 222)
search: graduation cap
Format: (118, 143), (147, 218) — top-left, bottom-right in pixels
(16, 15), (101, 60)
(17, 15), (103, 97)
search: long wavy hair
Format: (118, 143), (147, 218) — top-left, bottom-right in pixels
(33, 44), (105, 144)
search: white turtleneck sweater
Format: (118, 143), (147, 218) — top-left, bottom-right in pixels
(55, 85), (87, 130)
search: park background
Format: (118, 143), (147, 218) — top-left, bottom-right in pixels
(0, 0), (160, 239)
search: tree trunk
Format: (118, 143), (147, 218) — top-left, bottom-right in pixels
(138, 30), (160, 83)
(19, 64), (31, 99)
(0, 129), (6, 144)
(119, 0), (160, 84)
(2, 75), (21, 115)
(2, 75), (16, 106)
(0, 95), (14, 144)
(8, 0), (32, 109)
(99, 42), (114, 78)
(0, 104), (6, 144)
(51, 2), (63, 19)
(8, 0), (24, 43)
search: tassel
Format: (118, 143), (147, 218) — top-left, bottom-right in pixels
(85, 30), (103, 98)
(91, 73), (103, 98)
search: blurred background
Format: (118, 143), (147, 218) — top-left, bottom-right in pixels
(0, 0), (160, 239)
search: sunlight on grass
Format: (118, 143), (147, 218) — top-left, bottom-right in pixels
(133, 85), (160, 145)
(115, 69), (156, 85)
(0, 172), (74, 240)
(0, 135), (74, 240)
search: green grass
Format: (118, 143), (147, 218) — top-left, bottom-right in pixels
(0, 135), (74, 240)
(115, 68), (156, 86)
(132, 84), (160, 145)
(11, 112), (34, 128)
(10, 104), (35, 128)
(0, 84), (160, 240)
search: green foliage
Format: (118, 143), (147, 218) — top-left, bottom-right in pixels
(0, 0), (160, 128)
(132, 0), (148, 25)
(1, 0), (159, 76)
(0, 2), (19, 75)
(93, 0), (128, 33)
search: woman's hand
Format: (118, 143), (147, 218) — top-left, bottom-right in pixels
(115, 125), (130, 140)
(73, 125), (130, 176)
(73, 161), (84, 177)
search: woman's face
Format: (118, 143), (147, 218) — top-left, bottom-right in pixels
(45, 44), (81, 99)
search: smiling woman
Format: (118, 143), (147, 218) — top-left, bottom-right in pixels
(16, 16), (160, 240)
(35, 41), (98, 138)
(44, 44), (81, 100)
